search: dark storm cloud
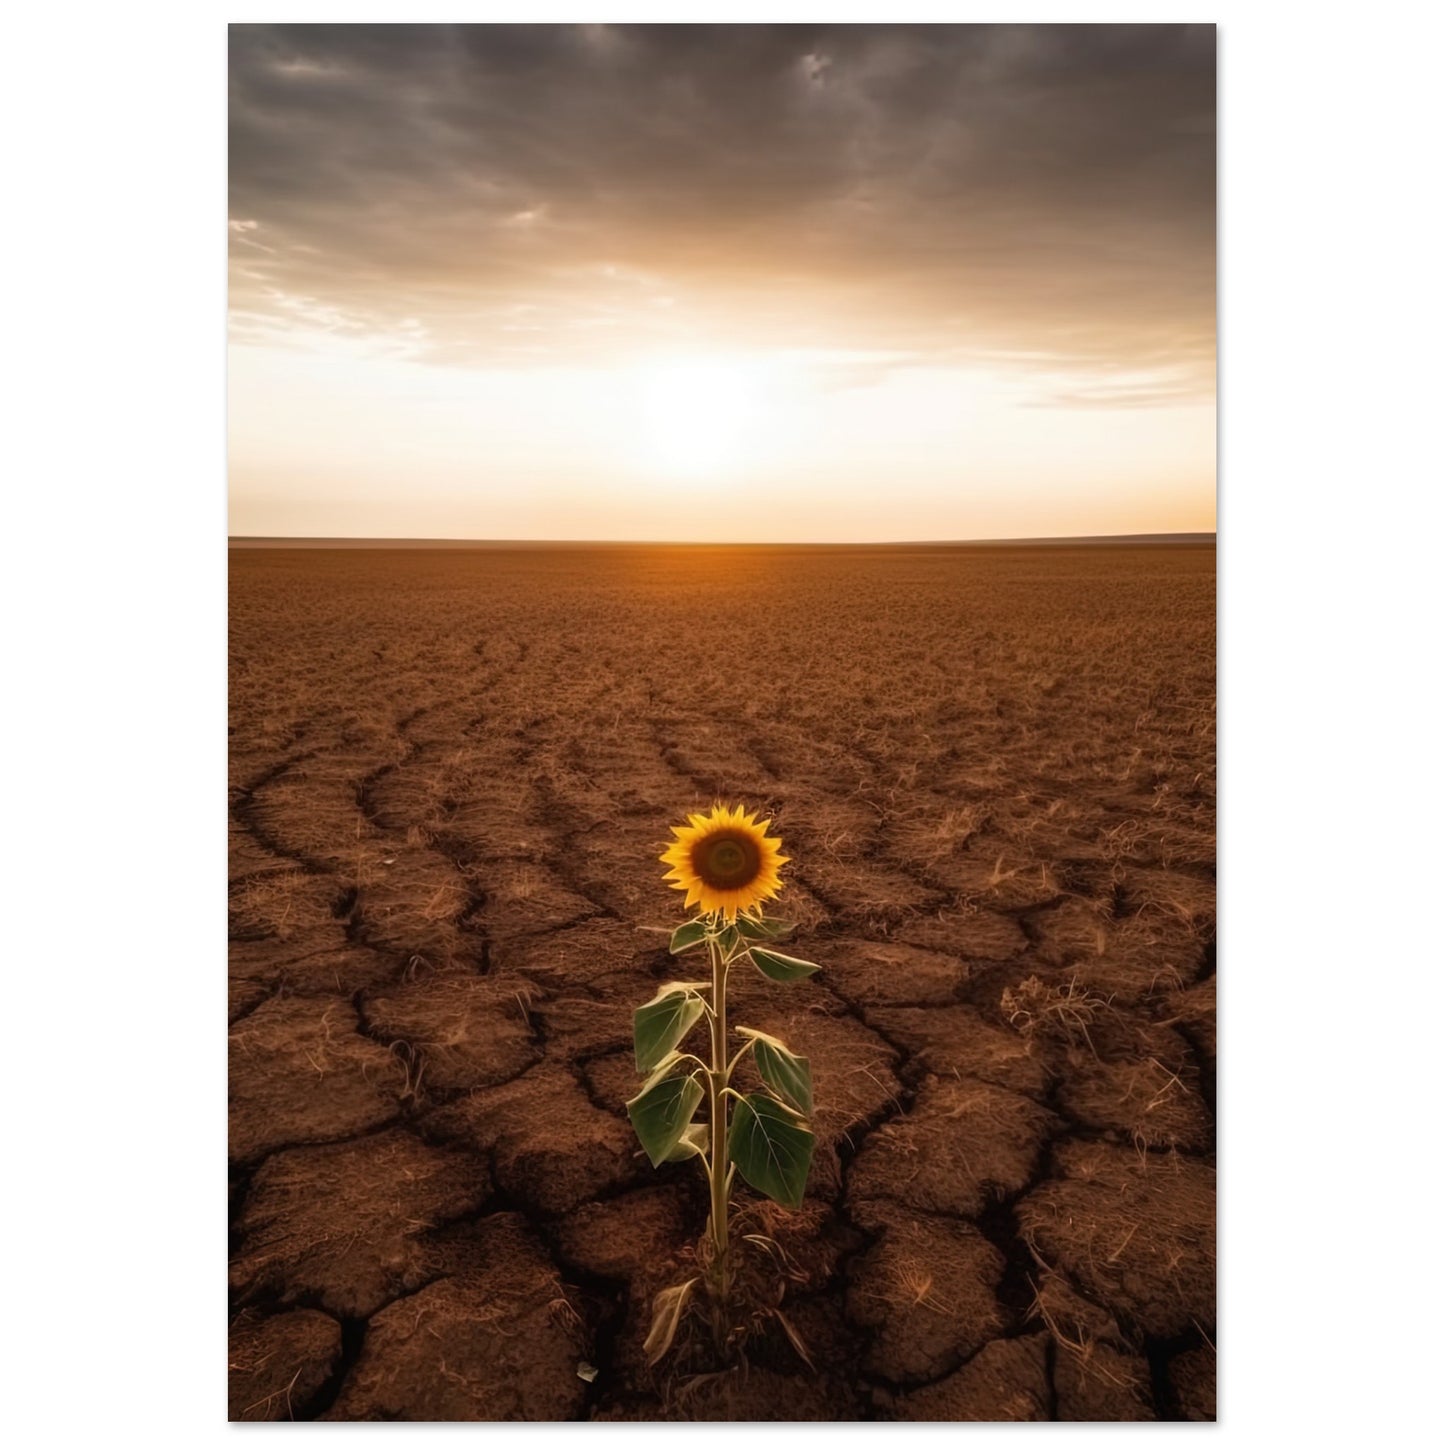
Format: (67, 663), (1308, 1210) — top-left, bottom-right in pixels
(229, 23), (1215, 392)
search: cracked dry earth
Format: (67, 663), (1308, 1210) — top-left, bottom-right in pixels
(229, 543), (1216, 1422)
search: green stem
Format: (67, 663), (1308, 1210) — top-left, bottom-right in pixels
(706, 923), (730, 1297)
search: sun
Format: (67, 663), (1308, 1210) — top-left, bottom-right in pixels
(633, 355), (769, 480)
(659, 803), (789, 922)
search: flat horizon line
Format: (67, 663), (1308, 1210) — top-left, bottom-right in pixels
(229, 531), (1216, 550)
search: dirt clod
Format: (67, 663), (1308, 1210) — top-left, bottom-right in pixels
(1016, 1140), (1215, 1338)
(849, 1076), (1056, 1218)
(228, 1308), (342, 1421)
(228, 995), (407, 1164)
(890, 1334), (1051, 1421)
(231, 1128), (491, 1317)
(426, 1070), (642, 1215)
(326, 1214), (588, 1421)
(846, 1206), (1008, 1383)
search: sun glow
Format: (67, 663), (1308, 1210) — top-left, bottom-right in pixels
(229, 333), (1216, 540)
(633, 355), (776, 480)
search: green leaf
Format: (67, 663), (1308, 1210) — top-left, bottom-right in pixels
(669, 919), (710, 954)
(627, 1072), (704, 1167)
(748, 946), (822, 984)
(635, 1049), (683, 1094)
(633, 987), (707, 1072)
(727, 1093), (815, 1208)
(736, 915), (794, 941)
(737, 1027), (813, 1116)
(663, 1122), (708, 1162)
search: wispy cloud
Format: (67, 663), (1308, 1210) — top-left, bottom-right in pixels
(229, 23), (1215, 400)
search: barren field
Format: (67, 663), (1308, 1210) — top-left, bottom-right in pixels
(228, 542), (1216, 1422)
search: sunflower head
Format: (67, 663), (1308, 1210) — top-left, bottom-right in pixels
(659, 803), (789, 923)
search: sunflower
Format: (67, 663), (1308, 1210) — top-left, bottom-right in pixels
(659, 803), (789, 922)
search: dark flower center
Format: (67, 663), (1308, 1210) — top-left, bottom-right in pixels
(691, 828), (762, 890)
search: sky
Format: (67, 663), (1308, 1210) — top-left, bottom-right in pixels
(228, 23), (1216, 542)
